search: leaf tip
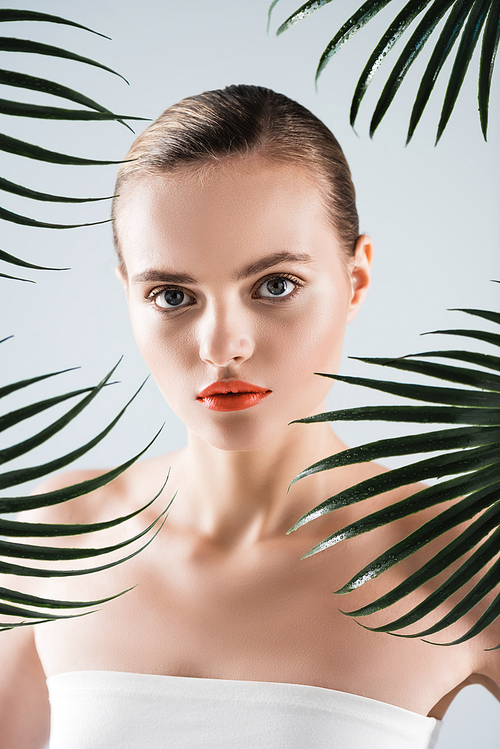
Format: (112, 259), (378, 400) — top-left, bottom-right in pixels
(301, 546), (318, 560)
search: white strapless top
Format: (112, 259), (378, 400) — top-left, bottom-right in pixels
(47, 670), (441, 749)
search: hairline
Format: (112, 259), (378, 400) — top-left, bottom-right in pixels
(112, 152), (353, 278)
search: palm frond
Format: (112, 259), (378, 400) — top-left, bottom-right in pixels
(275, 0), (336, 35)
(350, 0), (436, 128)
(436, 0), (490, 143)
(0, 37), (127, 83)
(0, 175), (112, 204)
(0, 249), (66, 272)
(0, 352), (171, 626)
(371, 0), (471, 138)
(478, 0), (500, 137)
(0, 9), (112, 39)
(0, 10), (148, 274)
(270, 0), (499, 141)
(290, 303), (500, 645)
(0, 68), (146, 126)
(316, 1), (393, 81)
(406, 0), (479, 141)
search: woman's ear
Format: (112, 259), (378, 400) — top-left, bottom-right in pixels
(347, 234), (372, 323)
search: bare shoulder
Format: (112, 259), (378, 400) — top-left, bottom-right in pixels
(24, 467), (124, 528)
(24, 450), (176, 528)
(345, 464), (500, 700)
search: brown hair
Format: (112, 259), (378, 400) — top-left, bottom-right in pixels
(112, 84), (359, 268)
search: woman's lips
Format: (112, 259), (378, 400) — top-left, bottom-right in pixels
(197, 380), (271, 412)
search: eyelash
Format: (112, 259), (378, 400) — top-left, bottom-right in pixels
(147, 273), (304, 311)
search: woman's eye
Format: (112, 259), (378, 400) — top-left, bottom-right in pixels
(256, 276), (297, 299)
(152, 288), (194, 309)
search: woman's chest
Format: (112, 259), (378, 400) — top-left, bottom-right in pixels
(34, 531), (470, 716)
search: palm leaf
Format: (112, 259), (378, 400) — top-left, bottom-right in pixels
(350, 0), (438, 128)
(275, 0), (336, 35)
(270, 0), (499, 140)
(0, 11), (146, 270)
(0, 247), (65, 282)
(436, 0), (490, 142)
(0, 353), (171, 626)
(0, 248), (66, 272)
(0, 99), (145, 123)
(0, 206), (111, 231)
(0, 132), (123, 166)
(407, 0), (478, 140)
(0, 176), (112, 204)
(372, 0), (472, 138)
(0, 69), (146, 126)
(289, 304), (500, 644)
(0, 37), (127, 83)
(0, 271), (34, 283)
(0, 205), (111, 231)
(316, 1), (393, 81)
(0, 9), (111, 39)
(478, 0), (500, 136)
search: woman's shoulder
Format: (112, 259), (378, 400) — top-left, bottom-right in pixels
(25, 450), (178, 528)
(340, 461), (500, 689)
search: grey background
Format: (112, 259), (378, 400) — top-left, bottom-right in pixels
(0, 0), (499, 746)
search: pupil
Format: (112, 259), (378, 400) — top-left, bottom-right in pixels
(164, 290), (184, 306)
(267, 278), (287, 296)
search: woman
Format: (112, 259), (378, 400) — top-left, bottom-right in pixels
(1, 85), (499, 748)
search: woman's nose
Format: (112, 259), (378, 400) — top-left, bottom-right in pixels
(198, 301), (254, 368)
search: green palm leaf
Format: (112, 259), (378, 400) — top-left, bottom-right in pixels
(371, 0), (472, 138)
(0, 69), (145, 128)
(0, 9), (111, 39)
(270, 1), (335, 35)
(350, 0), (438, 128)
(270, 0), (499, 141)
(0, 37), (127, 83)
(0, 248), (66, 276)
(1, 268), (38, 283)
(0, 132), (123, 166)
(316, 1), (394, 81)
(289, 304), (500, 644)
(0, 511), (169, 626)
(436, 0), (490, 142)
(0, 176), (112, 204)
(0, 206), (111, 231)
(0, 353), (171, 626)
(0, 99), (145, 123)
(478, 0), (500, 136)
(407, 0), (478, 140)
(0, 11), (146, 271)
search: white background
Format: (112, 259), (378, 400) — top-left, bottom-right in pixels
(0, 0), (499, 746)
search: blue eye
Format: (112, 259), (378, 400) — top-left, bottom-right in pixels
(257, 276), (297, 299)
(154, 288), (194, 309)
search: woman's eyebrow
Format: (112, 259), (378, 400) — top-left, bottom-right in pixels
(235, 252), (313, 280)
(131, 270), (198, 285)
(131, 252), (313, 285)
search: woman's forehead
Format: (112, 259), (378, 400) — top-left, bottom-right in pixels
(116, 159), (342, 277)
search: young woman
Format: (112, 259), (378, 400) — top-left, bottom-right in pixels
(1, 85), (499, 749)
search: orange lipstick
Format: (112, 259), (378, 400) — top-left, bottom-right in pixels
(197, 380), (271, 412)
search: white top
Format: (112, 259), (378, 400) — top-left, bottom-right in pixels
(47, 670), (442, 749)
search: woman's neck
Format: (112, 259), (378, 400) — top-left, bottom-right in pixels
(166, 420), (347, 549)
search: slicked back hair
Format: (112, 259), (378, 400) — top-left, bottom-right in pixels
(112, 84), (359, 270)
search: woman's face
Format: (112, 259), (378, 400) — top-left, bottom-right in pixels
(116, 157), (371, 451)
